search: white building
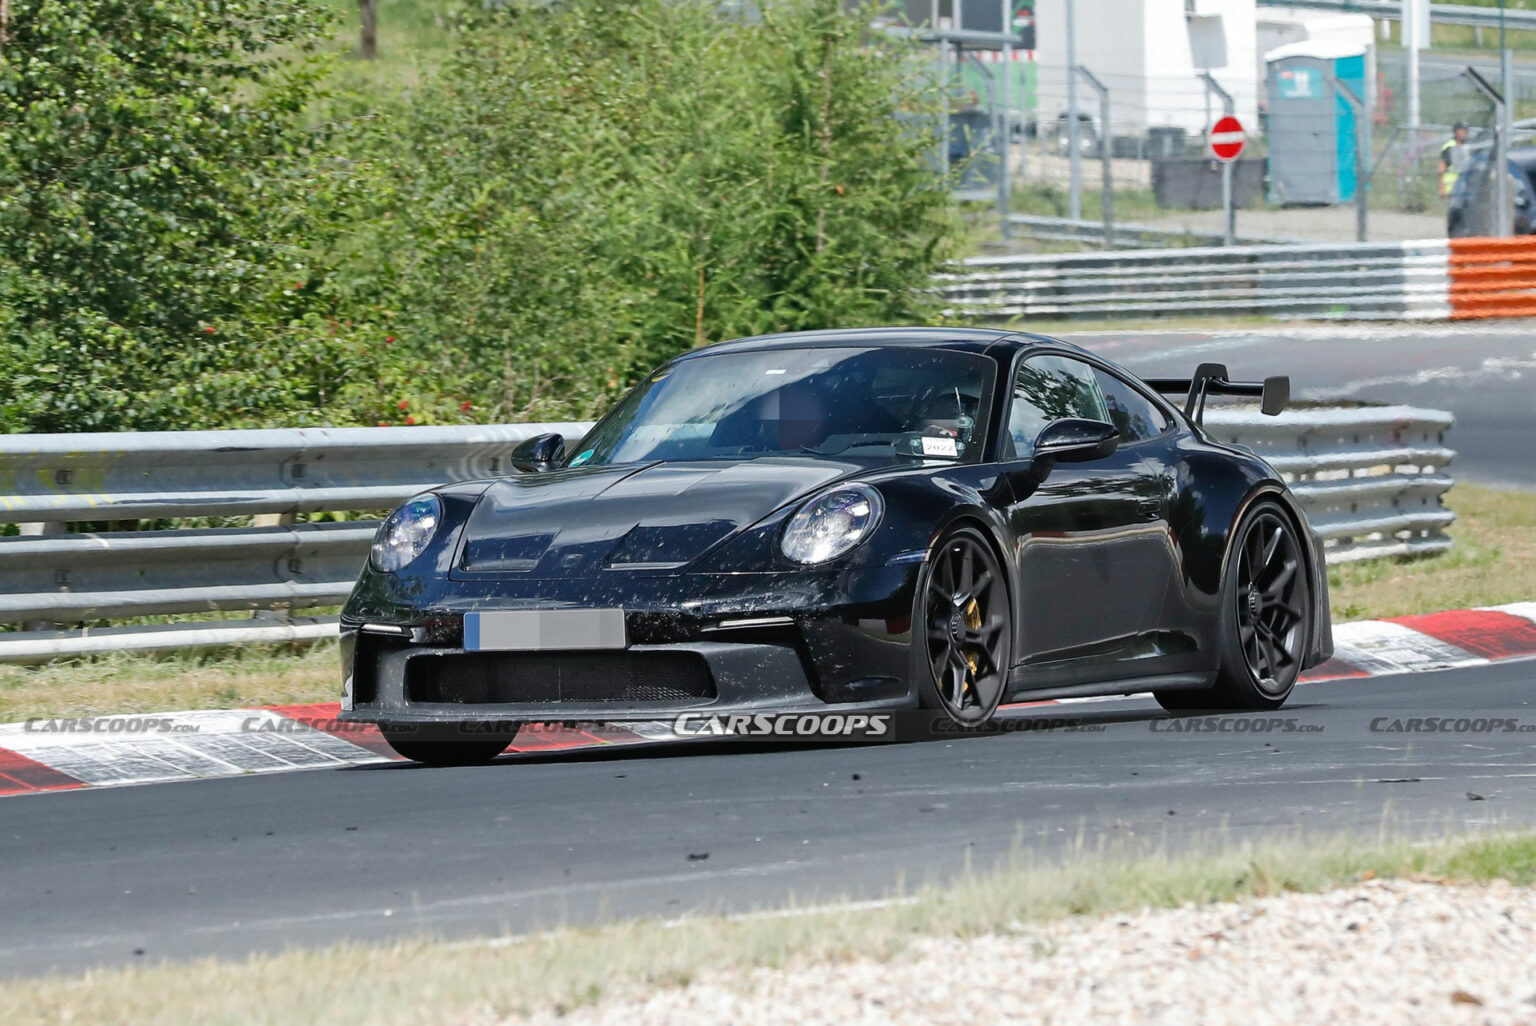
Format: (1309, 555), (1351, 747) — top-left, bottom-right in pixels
(1032, 0), (1260, 143)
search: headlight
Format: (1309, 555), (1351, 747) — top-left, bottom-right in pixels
(781, 484), (884, 565)
(370, 494), (443, 573)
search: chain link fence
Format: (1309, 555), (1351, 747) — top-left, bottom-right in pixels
(938, 23), (1536, 248)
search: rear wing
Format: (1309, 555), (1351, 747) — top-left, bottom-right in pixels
(1143, 363), (1290, 426)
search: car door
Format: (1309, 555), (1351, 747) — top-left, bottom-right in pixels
(1000, 353), (1176, 688)
(1086, 362), (1193, 664)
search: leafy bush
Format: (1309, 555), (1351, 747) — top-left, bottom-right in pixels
(0, 0), (362, 431)
(326, 0), (960, 425)
(1, 0), (960, 432)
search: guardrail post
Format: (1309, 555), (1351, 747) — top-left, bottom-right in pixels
(16, 522), (63, 633)
(253, 511), (299, 621)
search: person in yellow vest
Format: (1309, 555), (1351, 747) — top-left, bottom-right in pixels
(1439, 121), (1471, 198)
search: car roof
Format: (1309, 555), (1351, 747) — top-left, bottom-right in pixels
(675, 327), (1090, 362)
(1468, 147), (1536, 172)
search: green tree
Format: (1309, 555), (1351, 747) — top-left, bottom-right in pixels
(329, 0), (959, 425)
(0, 0), (961, 433)
(0, 0), (348, 431)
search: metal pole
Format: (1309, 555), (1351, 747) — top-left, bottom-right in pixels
(1000, 0), (1013, 239)
(1223, 163), (1234, 245)
(1463, 65), (1508, 237)
(1037, 83), (1049, 184)
(931, 0), (944, 180)
(1499, 3), (1514, 236)
(1361, 80), (1373, 243)
(1200, 72), (1236, 246)
(1066, 0), (1081, 220)
(965, 53), (1007, 238)
(1077, 66), (1112, 248)
(1099, 78), (1112, 249)
(1404, 0), (1423, 139)
(1328, 74), (1371, 242)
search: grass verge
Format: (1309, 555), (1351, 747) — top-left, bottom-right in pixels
(0, 641), (339, 722)
(1, 485), (1530, 723)
(1, 830), (1534, 1026)
(1327, 483), (1536, 621)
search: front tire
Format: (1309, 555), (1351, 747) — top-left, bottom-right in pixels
(1155, 501), (1312, 713)
(914, 526), (1013, 726)
(381, 726), (520, 766)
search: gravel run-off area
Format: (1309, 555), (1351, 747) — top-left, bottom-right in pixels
(508, 880), (1536, 1026)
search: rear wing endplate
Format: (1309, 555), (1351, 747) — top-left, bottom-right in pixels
(1143, 363), (1290, 426)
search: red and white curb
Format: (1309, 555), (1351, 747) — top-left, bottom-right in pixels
(2, 603), (1534, 798)
(1307, 602), (1536, 678)
(0, 705), (660, 798)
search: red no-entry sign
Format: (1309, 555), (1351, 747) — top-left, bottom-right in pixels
(1209, 115), (1246, 162)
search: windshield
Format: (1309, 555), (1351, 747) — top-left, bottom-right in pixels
(567, 346), (995, 468)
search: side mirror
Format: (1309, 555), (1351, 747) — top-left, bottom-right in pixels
(1033, 418), (1119, 469)
(511, 432), (565, 473)
(1260, 375), (1290, 417)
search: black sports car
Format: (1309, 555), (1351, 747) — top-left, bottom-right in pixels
(340, 328), (1332, 765)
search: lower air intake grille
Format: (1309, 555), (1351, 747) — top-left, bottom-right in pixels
(405, 651), (715, 705)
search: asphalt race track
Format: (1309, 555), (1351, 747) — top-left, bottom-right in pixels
(1075, 324), (1536, 490)
(4, 660), (1535, 978)
(5, 323), (1532, 981)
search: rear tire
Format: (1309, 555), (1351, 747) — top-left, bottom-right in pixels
(381, 726), (519, 766)
(1154, 501), (1312, 713)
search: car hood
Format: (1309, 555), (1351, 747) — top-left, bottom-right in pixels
(455, 458), (865, 576)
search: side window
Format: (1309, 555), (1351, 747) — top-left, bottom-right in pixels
(1091, 368), (1169, 443)
(1005, 355), (1109, 457)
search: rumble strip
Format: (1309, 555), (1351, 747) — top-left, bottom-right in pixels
(2, 603), (1534, 798)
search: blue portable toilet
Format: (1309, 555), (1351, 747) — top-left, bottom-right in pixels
(1264, 39), (1371, 205)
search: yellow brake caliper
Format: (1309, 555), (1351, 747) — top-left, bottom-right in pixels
(961, 598), (982, 692)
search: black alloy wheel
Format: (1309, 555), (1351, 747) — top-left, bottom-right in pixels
(1233, 507), (1309, 695)
(918, 527), (1013, 725)
(1156, 501), (1311, 713)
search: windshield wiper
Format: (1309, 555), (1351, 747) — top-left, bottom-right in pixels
(800, 435), (907, 457)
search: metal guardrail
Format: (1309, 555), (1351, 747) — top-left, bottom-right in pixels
(0, 423), (588, 662)
(939, 240), (1454, 321)
(1007, 215), (1295, 251)
(0, 408), (1453, 661)
(1256, 0), (1536, 32)
(0, 423), (587, 522)
(1201, 404), (1456, 563)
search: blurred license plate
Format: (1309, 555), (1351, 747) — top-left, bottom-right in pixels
(463, 609), (627, 652)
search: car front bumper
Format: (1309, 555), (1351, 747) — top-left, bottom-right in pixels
(337, 564), (923, 726)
